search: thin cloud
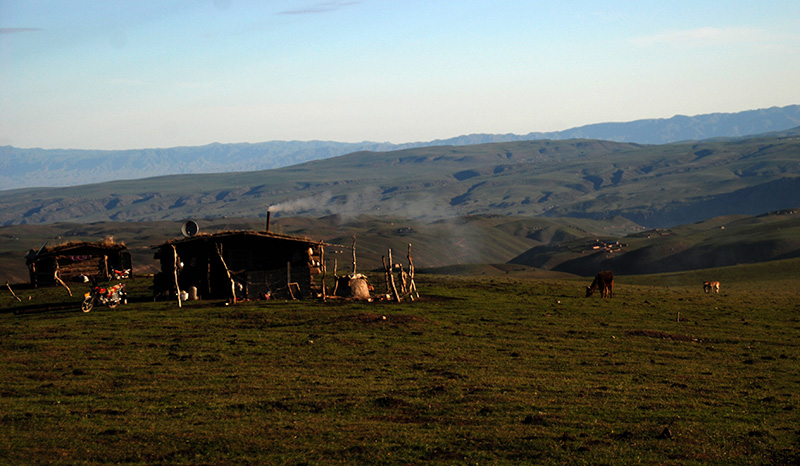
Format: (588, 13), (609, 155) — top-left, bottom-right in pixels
(277, 1), (360, 15)
(0, 28), (42, 35)
(630, 26), (770, 47)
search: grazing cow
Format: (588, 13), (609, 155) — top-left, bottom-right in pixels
(586, 271), (614, 298)
(703, 281), (720, 293)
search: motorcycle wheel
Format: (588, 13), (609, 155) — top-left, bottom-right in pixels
(81, 297), (94, 313)
(107, 299), (120, 309)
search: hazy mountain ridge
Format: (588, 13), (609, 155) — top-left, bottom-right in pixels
(0, 141), (410, 191)
(2, 105), (798, 191)
(1, 133), (799, 229)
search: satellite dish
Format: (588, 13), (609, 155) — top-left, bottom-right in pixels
(181, 220), (199, 238)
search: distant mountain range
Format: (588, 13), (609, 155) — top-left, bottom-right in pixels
(2, 105), (799, 191)
(2, 128), (799, 229)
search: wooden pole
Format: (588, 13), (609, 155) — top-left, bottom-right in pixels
(407, 243), (419, 299)
(320, 246), (327, 301)
(215, 243), (236, 304)
(382, 255), (391, 297)
(54, 271), (72, 296)
(53, 270), (72, 297)
(333, 257), (339, 296)
(388, 248), (400, 302)
(52, 259), (72, 297)
(332, 258), (339, 296)
(5, 280), (22, 302)
(172, 245), (182, 308)
(30, 262), (37, 288)
(397, 264), (407, 294)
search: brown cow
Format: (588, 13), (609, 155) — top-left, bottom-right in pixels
(703, 281), (720, 293)
(586, 271), (614, 298)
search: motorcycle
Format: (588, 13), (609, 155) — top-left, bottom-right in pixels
(81, 283), (127, 312)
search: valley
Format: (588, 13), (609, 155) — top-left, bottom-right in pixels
(2, 128), (799, 285)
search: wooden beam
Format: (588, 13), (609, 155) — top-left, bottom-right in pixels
(5, 280), (22, 302)
(215, 243), (236, 304)
(53, 268), (72, 297)
(172, 245), (182, 308)
(387, 248), (400, 302)
(407, 243), (419, 299)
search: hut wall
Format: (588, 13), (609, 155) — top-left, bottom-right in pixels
(28, 246), (129, 286)
(58, 256), (106, 281)
(158, 234), (323, 300)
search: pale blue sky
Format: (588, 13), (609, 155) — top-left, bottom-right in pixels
(2, 0), (799, 150)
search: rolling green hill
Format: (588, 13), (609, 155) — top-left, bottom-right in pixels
(2, 132), (799, 228)
(510, 208), (800, 275)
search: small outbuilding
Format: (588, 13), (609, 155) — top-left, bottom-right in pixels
(26, 240), (132, 287)
(153, 230), (331, 301)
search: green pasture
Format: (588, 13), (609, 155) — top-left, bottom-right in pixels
(1, 260), (799, 465)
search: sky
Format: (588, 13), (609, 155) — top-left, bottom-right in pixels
(1, 0), (799, 150)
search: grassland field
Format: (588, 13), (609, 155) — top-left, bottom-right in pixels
(1, 259), (799, 465)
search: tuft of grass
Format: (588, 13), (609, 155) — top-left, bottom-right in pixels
(1, 266), (799, 465)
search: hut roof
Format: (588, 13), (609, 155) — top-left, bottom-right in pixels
(37, 240), (128, 256)
(155, 230), (342, 249)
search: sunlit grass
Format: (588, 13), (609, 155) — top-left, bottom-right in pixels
(2, 262), (799, 464)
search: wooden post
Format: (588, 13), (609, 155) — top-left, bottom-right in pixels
(102, 255), (109, 281)
(332, 258), (339, 296)
(52, 259), (72, 297)
(382, 255), (391, 297)
(407, 243), (419, 299)
(6, 280), (22, 302)
(320, 246), (327, 301)
(388, 248), (400, 302)
(53, 269), (72, 297)
(397, 264), (407, 294)
(30, 262), (37, 288)
(215, 243), (236, 304)
(172, 245), (182, 308)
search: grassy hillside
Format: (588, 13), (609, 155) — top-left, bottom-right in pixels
(2, 134), (799, 228)
(511, 208), (800, 275)
(4, 209), (799, 284)
(2, 261), (798, 464)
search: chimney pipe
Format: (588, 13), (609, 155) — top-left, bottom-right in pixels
(266, 211), (271, 233)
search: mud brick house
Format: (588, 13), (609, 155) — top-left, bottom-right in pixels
(26, 241), (132, 287)
(153, 230), (328, 301)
